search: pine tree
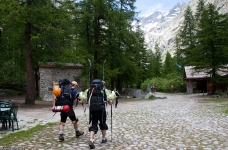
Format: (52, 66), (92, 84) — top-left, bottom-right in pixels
(177, 5), (196, 66)
(0, 0), (75, 104)
(193, 3), (228, 94)
(163, 52), (176, 76)
(195, 0), (206, 22)
(153, 43), (162, 77)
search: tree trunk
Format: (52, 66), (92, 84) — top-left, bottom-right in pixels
(24, 21), (35, 105)
(211, 68), (217, 95)
(93, 50), (98, 79)
(110, 77), (114, 91)
(116, 75), (122, 92)
(93, 18), (100, 79)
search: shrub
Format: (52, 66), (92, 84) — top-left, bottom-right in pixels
(141, 72), (186, 93)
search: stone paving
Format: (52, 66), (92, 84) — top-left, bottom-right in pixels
(0, 93), (228, 150)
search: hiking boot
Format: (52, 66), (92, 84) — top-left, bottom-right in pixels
(89, 141), (95, 149)
(59, 134), (64, 142)
(76, 130), (84, 137)
(102, 138), (107, 143)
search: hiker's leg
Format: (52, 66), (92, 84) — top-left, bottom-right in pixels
(59, 122), (65, 132)
(58, 112), (67, 141)
(89, 114), (98, 149)
(99, 110), (108, 142)
(101, 130), (106, 139)
(115, 98), (118, 108)
(90, 131), (95, 140)
(71, 117), (79, 130)
(88, 111), (100, 148)
(69, 109), (84, 136)
(68, 109), (78, 129)
(89, 111), (99, 139)
(59, 112), (67, 133)
(89, 131), (96, 149)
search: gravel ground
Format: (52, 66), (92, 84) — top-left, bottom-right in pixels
(0, 92), (228, 150)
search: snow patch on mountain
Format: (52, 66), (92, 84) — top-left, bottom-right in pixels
(137, 0), (228, 59)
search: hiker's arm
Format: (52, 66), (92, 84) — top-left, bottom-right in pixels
(78, 89), (88, 103)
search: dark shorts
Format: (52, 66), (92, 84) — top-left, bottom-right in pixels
(89, 110), (108, 134)
(60, 108), (77, 123)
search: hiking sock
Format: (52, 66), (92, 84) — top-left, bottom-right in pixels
(75, 128), (79, 133)
(59, 131), (63, 135)
(90, 139), (94, 142)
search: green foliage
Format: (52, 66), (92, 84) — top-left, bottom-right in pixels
(153, 43), (162, 77)
(225, 110), (228, 114)
(176, 5), (196, 66)
(0, 0), (151, 96)
(162, 52), (176, 76)
(176, 2), (228, 94)
(1, 89), (25, 96)
(141, 72), (186, 93)
(148, 95), (156, 100)
(35, 97), (43, 101)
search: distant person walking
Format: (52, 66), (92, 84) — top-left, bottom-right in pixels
(152, 83), (157, 93)
(115, 90), (120, 108)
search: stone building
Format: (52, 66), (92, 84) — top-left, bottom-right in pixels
(39, 62), (84, 101)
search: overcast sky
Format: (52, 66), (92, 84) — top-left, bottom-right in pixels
(135, 0), (190, 16)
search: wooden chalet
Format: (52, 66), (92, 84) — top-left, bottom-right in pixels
(184, 66), (227, 94)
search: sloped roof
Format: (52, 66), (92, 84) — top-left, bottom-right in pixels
(185, 66), (209, 79)
(39, 62), (84, 69)
(185, 66), (228, 79)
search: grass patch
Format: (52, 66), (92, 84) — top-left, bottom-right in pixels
(225, 110), (228, 114)
(0, 122), (56, 146)
(148, 95), (156, 100)
(35, 97), (44, 101)
(204, 98), (228, 114)
(204, 98), (228, 103)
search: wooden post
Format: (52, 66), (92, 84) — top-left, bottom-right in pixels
(53, 81), (59, 107)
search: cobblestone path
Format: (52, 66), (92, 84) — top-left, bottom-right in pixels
(0, 93), (228, 150)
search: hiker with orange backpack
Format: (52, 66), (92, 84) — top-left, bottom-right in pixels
(53, 80), (84, 142)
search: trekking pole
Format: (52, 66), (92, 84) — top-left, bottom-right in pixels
(82, 102), (89, 125)
(75, 93), (79, 107)
(88, 59), (92, 85)
(103, 60), (106, 80)
(88, 59), (92, 124)
(53, 112), (57, 117)
(111, 103), (112, 142)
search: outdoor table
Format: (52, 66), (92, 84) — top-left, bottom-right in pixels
(0, 108), (11, 112)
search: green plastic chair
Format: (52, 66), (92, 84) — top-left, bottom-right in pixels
(0, 102), (12, 129)
(8, 105), (19, 132)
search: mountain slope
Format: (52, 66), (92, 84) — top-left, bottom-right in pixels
(139, 0), (228, 59)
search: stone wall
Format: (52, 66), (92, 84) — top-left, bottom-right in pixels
(39, 63), (83, 101)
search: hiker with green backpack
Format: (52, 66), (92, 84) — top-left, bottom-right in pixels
(79, 79), (116, 149)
